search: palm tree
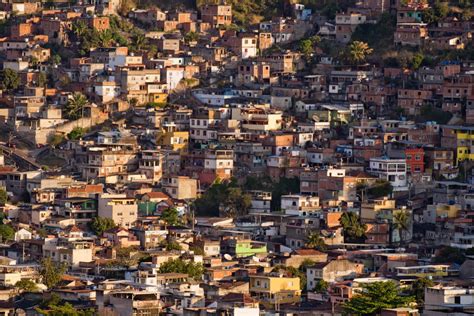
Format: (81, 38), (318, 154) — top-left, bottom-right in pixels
(347, 41), (373, 65)
(98, 30), (114, 48)
(132, 33), (148, 52)
(339, 212), (367, 242)
(65, 92), (88, 120)
(392, 210), (410, 245)
(305, 232), (327, 251)
(72, 20), (88, 39)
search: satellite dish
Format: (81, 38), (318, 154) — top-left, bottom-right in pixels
(312, 114), (320, 122)
(223, 254), (232, 261)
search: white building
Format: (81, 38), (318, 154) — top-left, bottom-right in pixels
(281, 195), (320, 216)
(425, 285), (474, 315)
(248, 191), (272, 214)
(369, 157), (407, 189)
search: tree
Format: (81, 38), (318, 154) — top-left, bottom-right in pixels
(49, 134), (65, 148)
(15, 279), (39, 293)
(36, 295), (94, 316)
(89, 217), (116, 236)
(0, 68), (20, 90)
(410, 277), (434, 306)
(314, 279), (329, 293)
(340, 212), (367, 242)
(433, 246), (465, 264)
(368, 180), (393, 198)
(161, 207), (180, 227)
(40, 257), (67, 289)
(67, 127), (85, 140)
(98, 30), (114, 48)
(343, 281), (415, 315)
(0, 188), (7, 205)
(410, 53), (424, 70)
(0, 224), (14, 241)
(64, 92), (88, 120)
(118, 0), (136, 16)
(298, 39), (314, 58)
(220, 187), (252, 218)
(72, 20), (88, 39)
(347, 41), (373, 65)
(48, 54), (61, 66)
(305, 232), (326, 251)
(158, 258), (204, 280)
(37, 72), (47, 87)
(434, 1), (449, 19)
(393, 210), (410, 245)
(131, 33), (148, 51)
(184, 32), (199, 44)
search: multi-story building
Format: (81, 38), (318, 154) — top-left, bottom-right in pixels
(249, 274), (301, 308)
(369, 157), (407, 189)
(200, 4), (232, 27)
(98, 194), (138, 228)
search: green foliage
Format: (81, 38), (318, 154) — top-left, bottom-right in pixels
(40, 258), (67, 289)
(67, 127), (85, 141)
(197, 0), (284, 25)
(393, 210), (410, 244)
(64, 93), (88, 120)
(37, 72), (48, 87)
(343, 281), (415, 315)
(130, 33), (148, 52)
(345, 41), (374, 65)
(194, 179), (252, 217)
(161, 207), (181, 226)
(114, 246), (141, 267)
(411, 53), (424, 70)
(189, 245), (205, 256)
(0, 224), (14, 241)
(418, 105), (452, 124)
(244, 175), (300, 212)
(49, 54), (61, 66)
(340, 212), (367, 242)
(314, 279), (329, 293)
(49, 134), (65, 147)
(409, 277), (434, 306)
(15, 279), (39, 292)
(184, 32), (199, 44)
(36, 295), (94, 316)
(433, 246), (465, 264)
(158, 258), (204, 280)
(220, 187), (252, 218)
(0, 188), (7, 205)
(298, 39), (315, 58)
(146, 102), (167, 108)
(351, 13), (396, 54)
(368, 180), (393, 198)
(161, 240), (183, 251)
(305, 232), (327, 251)
(89, 217), (116, 236)
(424, 1), (450, 24)
(0, 68), (20, 91)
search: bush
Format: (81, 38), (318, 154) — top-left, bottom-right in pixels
(67, 127), (85, 140)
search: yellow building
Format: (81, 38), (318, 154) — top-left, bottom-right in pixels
(149, 92), (168, 104)
(250, 274), (301, 308)
(424, 203), (460, 223)
(361, 197), (396, 220)
(156, 129), (189, 152)
(451, 126), (474, 162)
